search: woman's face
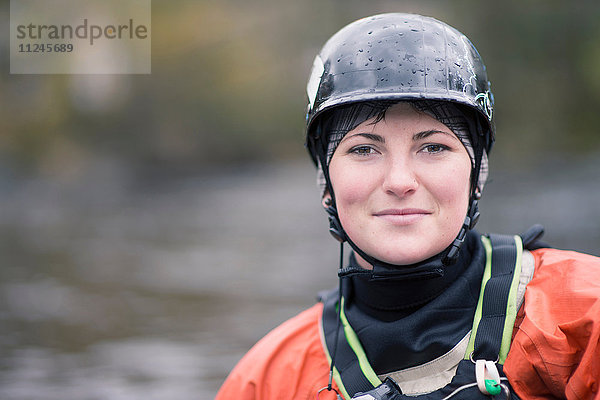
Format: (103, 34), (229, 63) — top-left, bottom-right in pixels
(327, 102), (472, 267)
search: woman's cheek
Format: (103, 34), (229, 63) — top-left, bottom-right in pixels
(333, 165), (373, 205)
(434, 157), (471, 196)
(439, 165), (471, 217)
(340, 183), (368, 206)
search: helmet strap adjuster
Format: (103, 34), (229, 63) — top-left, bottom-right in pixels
(326, 205), (346, 243)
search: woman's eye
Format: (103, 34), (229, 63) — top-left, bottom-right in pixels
(422, 144), (448, 154)
(350, 146), (376, 156)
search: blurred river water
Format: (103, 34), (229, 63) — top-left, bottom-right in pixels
(0, 157), (599, 399)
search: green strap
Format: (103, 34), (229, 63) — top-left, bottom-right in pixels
(465, 235), (523, 363)
(318, 315), (351, 400)
(464, 236), (493, 360)
(339, 297), (383, 388)
(319, 297), (382, 400)
(499, 235), (523, 362)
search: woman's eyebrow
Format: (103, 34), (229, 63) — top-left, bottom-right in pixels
(343, 133), (385, 143)
(413, 129), (457, 141)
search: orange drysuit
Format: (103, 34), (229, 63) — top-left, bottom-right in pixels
(216, 248), (600, 400)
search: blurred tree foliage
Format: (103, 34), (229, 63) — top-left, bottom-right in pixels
(1, 0), (599, 176)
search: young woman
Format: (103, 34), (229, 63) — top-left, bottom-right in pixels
(216, 13), (600, 400)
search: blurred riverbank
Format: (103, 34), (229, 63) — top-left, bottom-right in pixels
(0, 156), (599, 399)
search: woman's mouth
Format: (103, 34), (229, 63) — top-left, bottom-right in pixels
(373, 208), (432, 225)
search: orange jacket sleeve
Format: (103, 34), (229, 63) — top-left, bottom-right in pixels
(505, 248), (600, 400)
(215, 303), (340, 400)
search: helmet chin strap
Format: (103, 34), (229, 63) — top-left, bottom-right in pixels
(324, 195), (480, 281)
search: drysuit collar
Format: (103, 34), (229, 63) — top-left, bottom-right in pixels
(346, 229), (476, 321)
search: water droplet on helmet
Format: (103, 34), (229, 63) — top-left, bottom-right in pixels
(368, 30), (373, 34)
(358, 49), (363, 52)
(368, 56), (373, 61)
(379, 58), (384, 63)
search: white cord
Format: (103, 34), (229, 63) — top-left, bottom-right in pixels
(441, 382), (478, 400)
(441, 378), (510, 400)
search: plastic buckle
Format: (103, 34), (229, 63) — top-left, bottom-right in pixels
(474, 359), (501, 396)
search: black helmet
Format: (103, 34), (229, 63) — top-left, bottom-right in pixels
(304, 13), (495, 279)
(306, 13), (494, 165)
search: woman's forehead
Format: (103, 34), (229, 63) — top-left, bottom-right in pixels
(348, 102), (456, 137)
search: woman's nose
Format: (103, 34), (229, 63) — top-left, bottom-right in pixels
(381, 157), (419, 197)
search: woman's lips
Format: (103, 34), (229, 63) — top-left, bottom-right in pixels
(373, 208), (432, 225)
